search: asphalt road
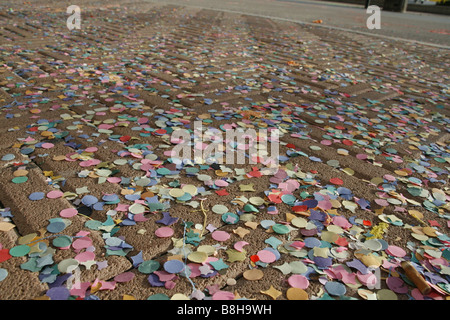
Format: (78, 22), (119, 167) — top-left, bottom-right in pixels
(147, 0), (450, 47)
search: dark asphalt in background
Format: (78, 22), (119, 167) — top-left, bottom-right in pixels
(148, 0), (450, 47)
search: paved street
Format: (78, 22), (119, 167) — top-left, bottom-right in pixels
(148, 0), (450, 47)
(0, 0), (448, 301)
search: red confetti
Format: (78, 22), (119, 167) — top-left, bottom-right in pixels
(215, 189), (229, 196)
(335, 237), (348, 247)
(155, 129), (167, 135)
(0, 248), (12, 263)
(119, 135), (131, 142)
(293, 205), (308, 213)
(248, 167), (262, 178)
(428, 220), (441, 227)
(342, 139), (353, 146)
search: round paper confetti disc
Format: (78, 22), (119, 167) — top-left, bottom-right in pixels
(155, 227), (174, 238)
(138, 260), (160, 274)
(52, 235), (73, 248)
(188, 251), (208, 263)
(386, 245), (406, 258)
(169, 188), (185, 198)
(41, 143), (54, 149)
(182, 184), (198, 196)
(257, 249), (276, 263)
(164, 260), (185, 274)
(212, 204), (228, 214)
(46, 286), (70, 300)
(325, 281), (346, 296)
(29, 192), (45, 201)
(9, 245), (30, 257)
(13, 169), (28, 176)
(47, 190), (64, 199)
(286, 287), (308, 300)
(2, 154), (15, 161)
(60, 208), (78, 218)
(211, 230), (230, 242)
(72, 237), (92, 250)
(12, 176), (28, 184)
(47, 221), (67, 233)
(288, 274), (309, 289)
(272, 223), (290, 234)
(81, 195), (98, 206)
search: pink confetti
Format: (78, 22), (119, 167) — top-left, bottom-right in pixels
(375, 198), (389, 207)
(257, 250), (276, 263)
(317, 200), (332, 210)
(356, 271), (378, 288)
(79, 159), (101, 167)
(386, 245), (406, 258)
(59, 208), (78, 218)
(383, 174), (396, 182)
(288, 274), (309, 289)
(85, 147), (98, 153)
(234, 241), (249, 252)
(215, 179), (229, 187)
(107, 177), (122, 184)
(212, 290), (235, 300)
(72, 237), (93, 251)
(114, 272), (135, 283)
(386, 276), (408, 293)
(46, 190), (64, 199)
(332, 216), (352, 229)
(41, 143), (54, 149)
(356, 154), (368, 160)
(75, 251), (95, 262)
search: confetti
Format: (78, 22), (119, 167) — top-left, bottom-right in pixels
(0, 1), (449, 302)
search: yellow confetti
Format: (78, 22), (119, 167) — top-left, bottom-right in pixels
(260, 285), (282, 300)
(366, 222), (389, 239)
(0, 221), (15, 232)
(286, 287), (308, 300)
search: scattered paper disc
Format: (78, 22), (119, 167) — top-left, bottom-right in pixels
(243, 268), (264, 281)
(212, 204), (228, 214)
(377, 289), (398, 300)
(164, 260), (185, 274)
(286, 287), (308, 300)
(288, 274), (309, 289)
(386, 245), (406, 258)
(60, 208), (78, 218)
(212, 230), (230, 242)
(188, 251), (208, 263)
(155, 227), (174, 238)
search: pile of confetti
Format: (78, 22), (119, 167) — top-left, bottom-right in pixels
(0, 0), (449, 300)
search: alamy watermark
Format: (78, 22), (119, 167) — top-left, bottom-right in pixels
(366, 5), (381, 30)
(67, 5), (81, 30)
(66, 5), (380, 31)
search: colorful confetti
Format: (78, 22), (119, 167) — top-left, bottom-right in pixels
(0, 0), (448, 302)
